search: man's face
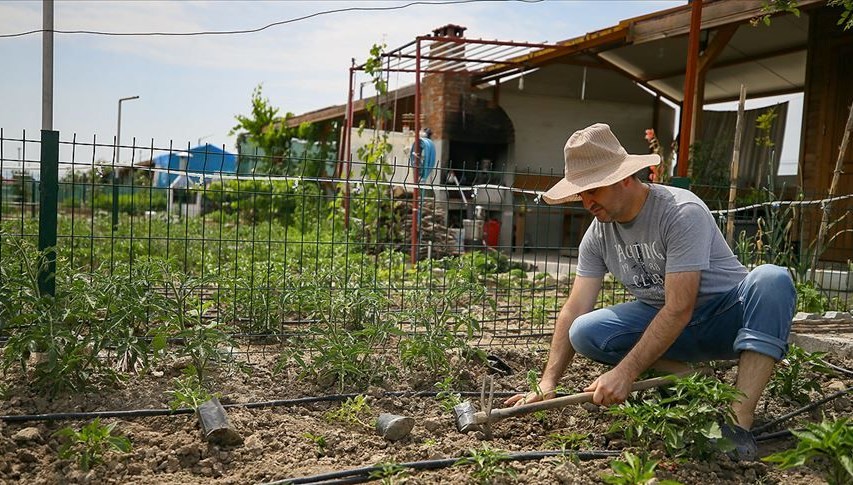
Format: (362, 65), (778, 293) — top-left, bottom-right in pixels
(578, 182), (626, 223)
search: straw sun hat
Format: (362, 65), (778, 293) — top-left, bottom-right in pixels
(542, 123), (661, 204)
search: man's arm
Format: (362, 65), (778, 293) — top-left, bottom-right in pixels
(505, 275), (602, 406)
(585, 270), (700, 405)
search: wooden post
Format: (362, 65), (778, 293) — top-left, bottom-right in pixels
(676, 0), (703, 177)
(809, 102), (853, 282)
(726, 85), (746, 247)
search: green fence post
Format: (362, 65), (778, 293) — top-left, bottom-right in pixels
(38, 129), (59, 297)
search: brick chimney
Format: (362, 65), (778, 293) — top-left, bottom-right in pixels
(423, 24), (471, 142)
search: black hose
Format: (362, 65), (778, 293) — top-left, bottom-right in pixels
(0, 389), (537, 423)
(819, 359), (853, 377)
(262, 449), (621, 485)
(754, 428), (793, 442)
(751, 385), (853, 435)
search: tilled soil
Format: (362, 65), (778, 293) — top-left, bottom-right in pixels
(0, 346), (851, 484)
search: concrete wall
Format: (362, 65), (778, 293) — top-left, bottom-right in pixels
(494, 64), (675, 249)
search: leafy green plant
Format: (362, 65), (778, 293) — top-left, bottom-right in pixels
(767, 344), (833, 406)
(829, 0), (853, 30)
(55, 419), (132, 471)
(324, 395), (373, 428)
(526, 369), (544, 397)
(763, 418), (853, 485)
(167, 365), (216, 410)
(303, 432), (328, 457)
(148, 262), (239, 385)
(545, 432), (590, 454)
(0, 238), (117, 395)
(601, 451), (682, 485)
(435, 375), (463, 412)
(454, 445), (517, 484)
(608, 373), (742, 459)
(796, 281), (828, 313)
(369, 461), (410, 484)
(398, 280), (485, 375)
(527, 296), (559, 329)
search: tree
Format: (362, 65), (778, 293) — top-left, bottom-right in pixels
(230, 84), (298, 174)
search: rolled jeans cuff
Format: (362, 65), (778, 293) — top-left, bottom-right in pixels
(733, 328), (788, 361)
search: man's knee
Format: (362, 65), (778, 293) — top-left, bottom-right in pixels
(568, 313), (597, 357)
(748, 264), (795, 296)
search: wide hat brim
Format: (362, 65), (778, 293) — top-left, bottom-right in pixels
(542, 153), (660, 204)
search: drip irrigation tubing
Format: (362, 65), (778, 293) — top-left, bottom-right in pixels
(754, 428), (793, 442)
(751, 385), (853, 436)
(261, 449), (621, 485)
(819, 359), (853, 377)
(4, 381), (851, 425)
(0, 389), (543, 423)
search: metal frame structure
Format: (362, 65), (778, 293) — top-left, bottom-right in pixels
(343, 33), (581, 264)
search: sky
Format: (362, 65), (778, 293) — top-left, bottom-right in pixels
(0, 0), (798, 175)
(0, 0), (679, 160)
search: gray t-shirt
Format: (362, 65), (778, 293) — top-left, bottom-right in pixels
(576, 184), (748, 308)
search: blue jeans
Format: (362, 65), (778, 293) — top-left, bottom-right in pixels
(569, 265), (796, 364)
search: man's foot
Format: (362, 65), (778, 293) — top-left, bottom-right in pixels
(719, 423), (758, 461)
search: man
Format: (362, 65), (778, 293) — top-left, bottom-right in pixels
(505, 123), (796, 460)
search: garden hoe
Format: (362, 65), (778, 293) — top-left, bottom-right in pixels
(453, 371), (692, 439)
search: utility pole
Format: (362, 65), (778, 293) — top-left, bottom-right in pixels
(113, 95), (140, 230)
(42, 0), (53, 131)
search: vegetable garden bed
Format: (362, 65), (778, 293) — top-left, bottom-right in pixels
(1, 344), (850, 484)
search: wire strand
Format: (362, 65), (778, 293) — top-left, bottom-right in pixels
(0, 0), (542, 39)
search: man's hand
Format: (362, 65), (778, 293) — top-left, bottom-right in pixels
(584, 367), (634, 406)
(504, 386), (556, 408)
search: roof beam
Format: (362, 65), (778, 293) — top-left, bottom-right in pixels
(629, 0), (823, 44)
(698, 24), (738, 74)
(473, 25), (628, 82)
(592, 52), (680, 105)
(643, 44), (807, 82)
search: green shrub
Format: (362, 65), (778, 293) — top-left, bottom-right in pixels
(55, 419), (131, 471)
(608, 373), (742, 459)
(767, 344), (833, 406)
(763, 418), (853, 485)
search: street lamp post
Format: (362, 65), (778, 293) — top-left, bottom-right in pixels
(113, 95), (140, 230)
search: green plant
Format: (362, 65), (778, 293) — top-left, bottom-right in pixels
(608, 373), (742, 459)
(167, 365), (216, 410)
(527, 296), (559, 329)
(763, 418), (853, 485)
(0, 238), (117, 395)
(303, 432), (328, 457)
(829, 0), (853, 30)
(324, 395), (373, 428)
(767, 344), (833, 406)
(369, 461), (410, 484)
(526, 369), (544, 397)
(398, 285), (482, 375)
(601, 451), (682, 485)
(796, 281), (829, 313)
(688, 140), (730, 187)
(55, 419), (132, 471)
(545, 432), (590, 454)
(148, 262), (239, 385)
(454, 445), (517, 484)
(435, 375), (463, 412)
(328, 43), (395, 247)
(735, 229), (757, 267)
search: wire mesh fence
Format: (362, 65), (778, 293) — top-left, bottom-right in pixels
(0, 131), (851, 359)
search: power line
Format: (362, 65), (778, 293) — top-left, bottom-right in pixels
(0, 0), (542, 39)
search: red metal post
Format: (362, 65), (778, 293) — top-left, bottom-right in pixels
(410, 39), (422, 265)
(344, 64), (355, 229)
(677, 0), (703, 177)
